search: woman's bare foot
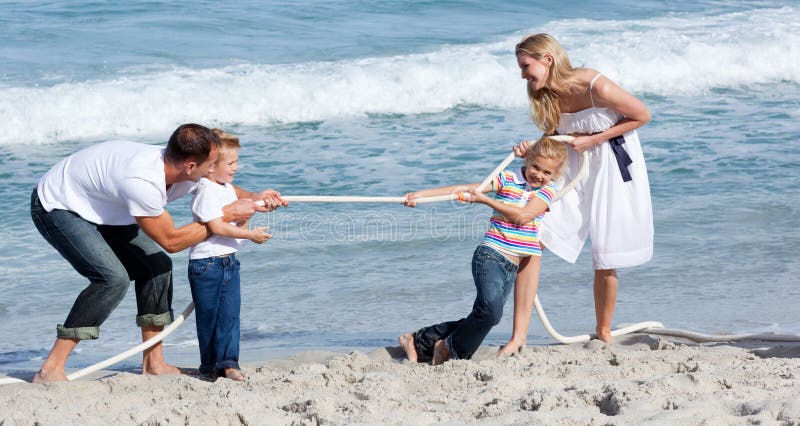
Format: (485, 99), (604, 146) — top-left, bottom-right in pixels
(497, 339), (525, 356)
(224, 368), (247, 382)
(432, 339), (451, 365)
(32, 368), (68, 384)
(398, 333), (418, 363)
(596, 328), (613, 343)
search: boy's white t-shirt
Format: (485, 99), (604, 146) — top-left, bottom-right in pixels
(189, 177), (246, 259)
(36, 140), (196, 225)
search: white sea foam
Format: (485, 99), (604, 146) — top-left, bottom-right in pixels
(1, 6), (797, 145)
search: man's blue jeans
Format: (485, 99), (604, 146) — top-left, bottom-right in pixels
(188, 255), (241, 375)
(413, 244), (518, 360)
(30, 189), (174, 340)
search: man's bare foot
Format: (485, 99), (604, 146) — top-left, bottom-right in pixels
(32, 369), (68, 384)
(142, 362), (181, 376)
(596, 328), (613, 343)
(224, 368), (247, 382)
(432, 339), (451, 365)
(398, 333), (418, 363)
(497, 340), (525, 356)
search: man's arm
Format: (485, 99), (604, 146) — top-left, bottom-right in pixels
(136, 211), (210, 254)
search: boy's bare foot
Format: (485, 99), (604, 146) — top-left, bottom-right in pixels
(398, 333), (418, 363)
(32, 369), (68, 384)
(497, 340), (525, 356)
(596, 328), (613, 343)
(432, 339), (451, 365)
(224, 368), (247, 382)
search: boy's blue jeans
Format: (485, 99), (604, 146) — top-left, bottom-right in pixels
(413, 244), (518, 361)
(188, 255), (241, 375)
(29, 189), (174, 340)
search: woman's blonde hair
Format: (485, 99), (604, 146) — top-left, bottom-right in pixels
(526, 136), (569, 179)
(515, 33), (577, 134)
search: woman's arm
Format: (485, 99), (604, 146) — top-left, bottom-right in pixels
(569, 75), (651, 152)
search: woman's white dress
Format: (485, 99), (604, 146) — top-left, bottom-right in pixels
(539, 74), (654, 270)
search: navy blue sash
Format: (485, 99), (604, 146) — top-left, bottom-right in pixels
(609, 135), (633, 182)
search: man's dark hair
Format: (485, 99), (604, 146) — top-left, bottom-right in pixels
(164, 123), (221, 165)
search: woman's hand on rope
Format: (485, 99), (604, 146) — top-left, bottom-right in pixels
(566, 133), (597, 153)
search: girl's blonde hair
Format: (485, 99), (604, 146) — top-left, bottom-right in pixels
(526, 136), (569, 179)
(515, 33), (577, 134)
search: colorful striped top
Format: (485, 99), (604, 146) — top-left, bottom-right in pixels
(481, 169), (556, 257)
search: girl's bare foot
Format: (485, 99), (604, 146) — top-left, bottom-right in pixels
(32, 368), (68, 384)
(432, 339), (451, 365)
(497, 339), (525, 356)
(596, 328), (613, 343)
(398, 333), (418, 363)
(224, 368), (247, 382)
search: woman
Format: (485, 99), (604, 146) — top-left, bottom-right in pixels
(501, 33), (653, 347)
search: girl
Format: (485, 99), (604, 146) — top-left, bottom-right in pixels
(503, 33), (653, 348)
(398, 137), (568, 363)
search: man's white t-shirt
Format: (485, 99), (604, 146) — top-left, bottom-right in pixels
(189, 177), (245, 260)
(37, 141), (196, 225)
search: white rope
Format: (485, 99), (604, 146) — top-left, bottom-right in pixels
(65, 302), (196, 381)
(638, 327), (800, 343)
(7, 135), (794, 385)
(533, 296), (664, 344)
(534, 295), (800, 343)
(0, 303), (195, 385)
(0, 136), (587, 385)
(266, 135), (583, 205)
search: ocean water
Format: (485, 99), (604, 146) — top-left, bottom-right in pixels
(1, 1), (799, 373)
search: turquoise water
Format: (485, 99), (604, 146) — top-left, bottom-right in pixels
(1, 1), (799, 373)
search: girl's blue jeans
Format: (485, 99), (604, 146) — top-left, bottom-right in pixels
(413, 244), (518, 361)
(188, 254), (241, 375)
(30, 189), (174, 340)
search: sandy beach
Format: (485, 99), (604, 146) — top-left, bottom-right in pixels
(2, 335), (799, 425)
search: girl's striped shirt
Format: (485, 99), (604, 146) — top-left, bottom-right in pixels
(481, 169), (556, 257)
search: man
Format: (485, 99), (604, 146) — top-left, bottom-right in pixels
(30, 123), (286, 383)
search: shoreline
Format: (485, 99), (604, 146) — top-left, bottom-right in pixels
(2, 335), (800, 424)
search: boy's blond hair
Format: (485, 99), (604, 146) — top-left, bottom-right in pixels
(526, 136), (569, 179)
(212, 128), (240, 152)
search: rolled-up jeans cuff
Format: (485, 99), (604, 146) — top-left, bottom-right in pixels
(57, 324), (99, 340)
(136, 310), (174, 327)
(445, 336), (461, 360)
